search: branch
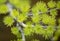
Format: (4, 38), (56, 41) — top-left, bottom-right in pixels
(17, 23), (25, 41)
(7, 3), (25, 41)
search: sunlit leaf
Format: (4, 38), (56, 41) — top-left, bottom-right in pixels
(57, 1), (60, 9)
(32, 39), (39, 41)
(0, 4), (9, 14)
(17, 39), (22, 41)
(3, 16), (14, 26)
(11, 9), (19, 18)
(32, 15), (41, 23)
(19, 1), (30, 13)
(34, 24), (44, 34)
(47, 1), (56, 8)
(43, 26), (54, 39)
(9, 0), (20, 5)
(42, 14), (56, 25)
(0, 0), (7, 4)
(11, 26), (19, 35)
(32, 3), (39, 15)
(17, 14), (27, 22)
(23, 25), (33, 36)
(38, 1), (48, 12)
(10, 0), (30, 13)
(50, 9), (57, 17)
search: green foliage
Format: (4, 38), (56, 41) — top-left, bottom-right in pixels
(17, 14), (27, 22)
(47, 0), (56, 8)
(55, 25), (60, 36)
(11, 26), (19, 35)
(53, 25), (60, 41)
(18, 1), (30, 13)
(32, 1), (45, 14)
(0, 0), (60, 41)
(32, 1), (48, 14)
(32, 15), (41, 23)
(43, 26), (54, 39)
(50, 9), (57, 17)
(0, 0), (7, 4)
(0, 4), (8, 14)
(11, 9), (19, 18)
(11, 39), (22, 41)
(42, 14), (56, 25)
(53, 36), (58, 41)
(34, 24), (44, 35)
(17, 39), (22, 41)
(57, 1), (60, 9)
(3, 16), (14, 26)
(34, 24), (55, 39)
(23, 25), (33, 36)
(9, 0), (20, 5)
(37, 1), (48, 13)
(9, 0), (30, 13)
(41, 14), (48, 24)
(58, 18), (60, 24)
(32, 39), (39, 41)
(32, 6), (39, 15)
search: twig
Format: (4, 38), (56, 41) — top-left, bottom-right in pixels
(17, 23), (25, 41)
(7, 3), (25, 41)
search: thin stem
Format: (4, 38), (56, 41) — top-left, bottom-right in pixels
(17, 23), (25, 41)
(7, 3), (25, 41)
